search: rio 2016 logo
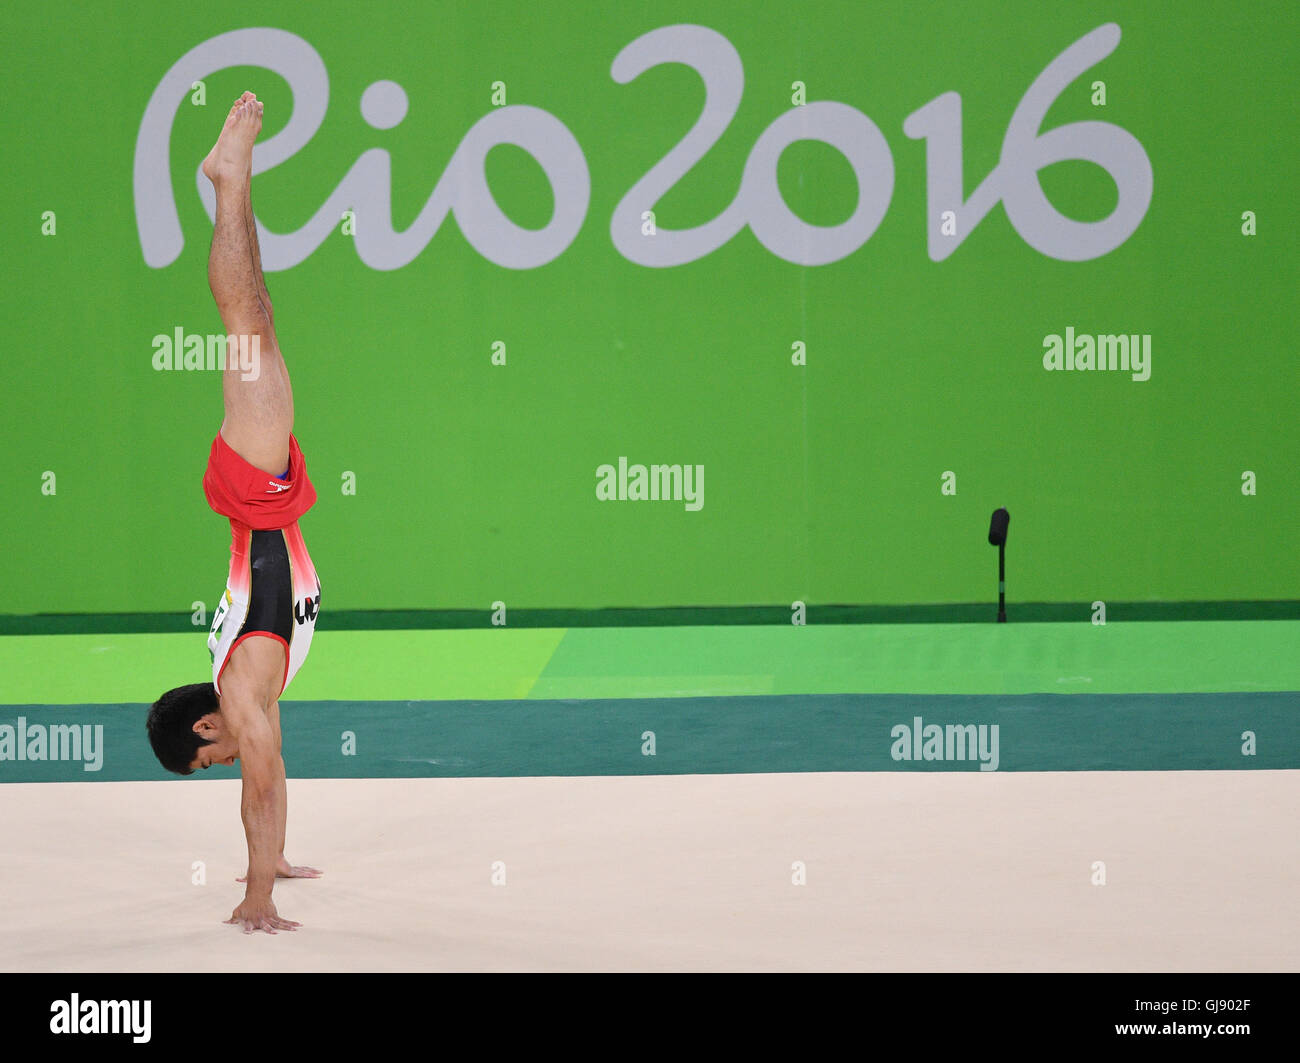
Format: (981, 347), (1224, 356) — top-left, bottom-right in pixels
(134, 23), (1152, 271)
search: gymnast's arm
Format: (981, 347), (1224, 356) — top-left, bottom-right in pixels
(219, 670), (299, 932)
(224, 686), (283, 902)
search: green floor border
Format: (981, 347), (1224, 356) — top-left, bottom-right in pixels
(2, 621), (1298, 705)
(2, 600), (1298, 634)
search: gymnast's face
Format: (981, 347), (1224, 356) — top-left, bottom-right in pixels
(189, 712), (240, 772)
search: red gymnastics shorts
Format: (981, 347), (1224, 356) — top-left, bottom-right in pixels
(202, 431), (317, 530)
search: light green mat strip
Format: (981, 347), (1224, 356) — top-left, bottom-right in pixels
(1, 621), (1297, 705)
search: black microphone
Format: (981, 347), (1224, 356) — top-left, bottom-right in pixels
(988, 507), (1010, 546)
(988, 508), (1010, 621)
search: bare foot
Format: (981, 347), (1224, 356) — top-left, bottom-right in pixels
(202, 91), (263, 185)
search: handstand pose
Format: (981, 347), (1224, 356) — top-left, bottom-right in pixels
(147, 92), (322, 934)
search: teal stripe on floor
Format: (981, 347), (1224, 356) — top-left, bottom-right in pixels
(0, 692), (1294, 781)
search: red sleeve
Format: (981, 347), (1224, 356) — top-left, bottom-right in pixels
(202, 432), (318, 530)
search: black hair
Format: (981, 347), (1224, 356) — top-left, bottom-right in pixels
(147, 682), (219, 775)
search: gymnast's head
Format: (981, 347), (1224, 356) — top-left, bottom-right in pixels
(147, 682), (239, 775)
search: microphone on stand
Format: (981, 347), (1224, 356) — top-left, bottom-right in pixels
(988, 508), (1010, 623)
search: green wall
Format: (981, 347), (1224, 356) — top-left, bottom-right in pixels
(2, 1), (1296, 616)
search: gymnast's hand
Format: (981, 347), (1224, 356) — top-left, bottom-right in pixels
(237, 857), (323, 881)
(225, 896), (300, 934)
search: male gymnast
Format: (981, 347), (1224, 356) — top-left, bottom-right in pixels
(147, 92), (322, 934)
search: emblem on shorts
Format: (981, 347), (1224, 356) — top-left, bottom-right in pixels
(294, 593), (320, 626)
(266, 480), (291, 493)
